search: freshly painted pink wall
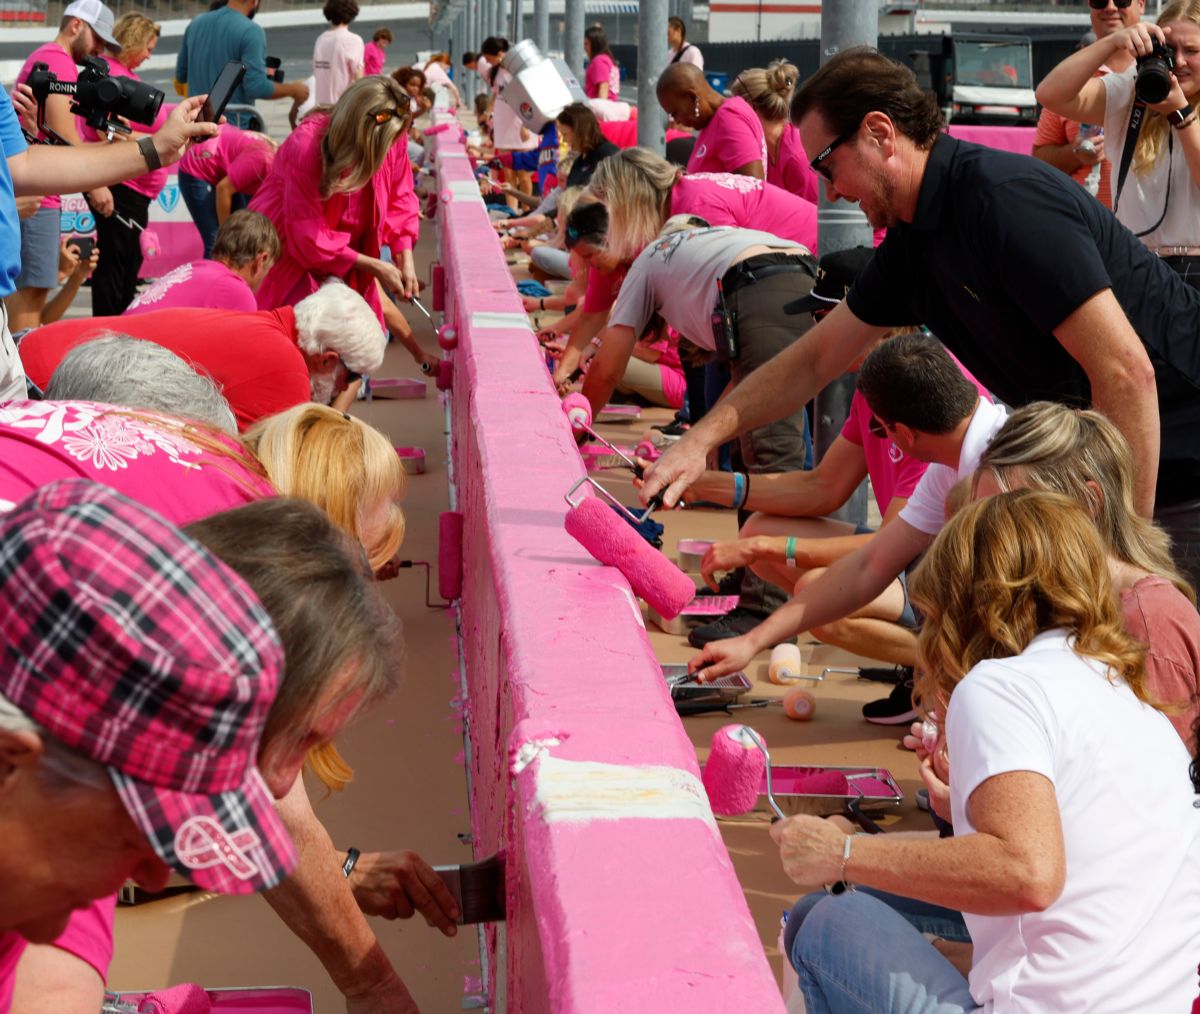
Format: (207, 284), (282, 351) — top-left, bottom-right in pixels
(430, 123), (784, 1013)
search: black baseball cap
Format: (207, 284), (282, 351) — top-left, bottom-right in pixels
(787, 246), (875, 314)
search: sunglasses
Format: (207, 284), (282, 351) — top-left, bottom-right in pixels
(810, 119), (862, 182)
(371, 108), (407, 125)
(339, 357), (361, 384)
(1087, 0), (1134, 8)
(868, 415), (889, 440)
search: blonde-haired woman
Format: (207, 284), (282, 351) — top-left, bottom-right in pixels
(731, 60), (822, 203)
(974, 400), (1199, 742)
(79, 12), (168, 314)
(777, 490), (1200, 1012)
(1037, 0), (1200, 283)
(244, 403), (406, 574)
(250, 75), (439, 373)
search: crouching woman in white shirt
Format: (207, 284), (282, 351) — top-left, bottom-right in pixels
(773, 489), (1200, 1013)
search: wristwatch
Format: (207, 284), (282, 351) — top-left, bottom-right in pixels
(1167, 106), (1197, 129)
(137, 135), (162, 170)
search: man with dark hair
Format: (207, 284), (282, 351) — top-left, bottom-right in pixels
(645, 45), (1200, 588)
(313, 0), (363, 105)
(176, 0), (309, 127)
(686, 333), (1007, 722)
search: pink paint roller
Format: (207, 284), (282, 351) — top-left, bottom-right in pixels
(563, 477), (696, 619)
(438, 325), (458, 350)
(702, 725), (787, 820)
(431, 263), (446, 311)
(438, 511), (464, 601)
(437, 359), (454, 391)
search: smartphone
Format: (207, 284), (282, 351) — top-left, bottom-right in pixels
(201, 61), (247, 123)
(67, 235), (94, 260)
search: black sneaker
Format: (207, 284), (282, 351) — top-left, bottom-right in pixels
(694, 568), (743, 598)
(651, 417), (689, 437)
(862, 674), (917, 726)
(687, 606), (768, 648)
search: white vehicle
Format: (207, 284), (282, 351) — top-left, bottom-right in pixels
(911, 34), (1039, 126)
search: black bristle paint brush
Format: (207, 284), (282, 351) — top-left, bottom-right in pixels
(434, 850), (506, 924)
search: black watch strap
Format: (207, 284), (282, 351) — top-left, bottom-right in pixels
(1168, 106), (1194, 128)
(137, 135), (162, 171)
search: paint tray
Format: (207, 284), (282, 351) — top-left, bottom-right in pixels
(677, 539), (712, 572)
(662, 663), (751, 702)
(395, 446), (426, 474)
(103, 987), (313, 1012)
(763, 765), (904, 819)
(597, 403), (641, 423)
(646, 594), (738, 635)
(370, 377), (428, 399)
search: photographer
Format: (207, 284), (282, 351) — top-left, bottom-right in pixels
(8, 0), (117, 333)
(1037, 1), (1200, 280)
(1, 84), (217, 401)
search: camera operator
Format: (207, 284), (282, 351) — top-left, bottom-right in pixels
(1, 84), (217, 401)
(7, 0), (118, 333)
(1038, 1), (1200, 282)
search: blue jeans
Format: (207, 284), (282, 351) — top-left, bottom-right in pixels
(178, 171), (249, 258)
(787, 893), (979, 1013)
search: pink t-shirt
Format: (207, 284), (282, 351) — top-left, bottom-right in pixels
(178, 124), (276, 195)
(769, 123), (820, 205)
(648, 329), (685, 409)
(585, 53), (620, 100)
(363, 41), (386, 76)
(687, 97), (767, 176)
(77, 57), (173, 199)
(840, 391), (929, 516)
(582, 264), (627, 314)
(17, 42), (82, 212)
(670, 172), (818, 253)
(0, 931), (23, 1013)
(125, 258), (257, 314)
(313, 27), (365, 105)
(0, 400), (273, 521)
(1120, 575), (1200, 744)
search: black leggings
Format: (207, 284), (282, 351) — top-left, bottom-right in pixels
(92, 184), (151, 317)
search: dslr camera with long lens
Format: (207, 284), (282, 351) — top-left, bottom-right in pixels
(1135, 39), (1176, 105)
(26, 55), (163, 136)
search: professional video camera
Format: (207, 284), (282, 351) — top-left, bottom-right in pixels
(1135, 39), (1175, 105)
(26, 55), (163, 137)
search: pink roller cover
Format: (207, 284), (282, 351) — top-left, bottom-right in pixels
(437, 325), (458, 350)
(431, 262), (446, 311)
(786, 770), (850, 795)
(564, 496), (696, 618)
(439, 511), (465, 600)
(437, 359), (454, 391)
(703, 725), (767, 816)
(561, 392), (592, 434)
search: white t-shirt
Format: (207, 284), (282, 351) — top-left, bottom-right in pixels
(491, 66), (538, 152)
(609, 226), (808, 347)
(1102, 67), (1200, 248)
(898, 398), (1008, 535)
(669, 44), (704, 70)
(313, 27), (365, 106)
(948, 629), (1200, 1011)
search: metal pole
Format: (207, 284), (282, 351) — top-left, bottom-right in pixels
(534, 0), (549, 51)
(812, 0), (877, 526)
(564, 0), (585, 77)
(637, 0), (669, 152)
(677, 0), (694, 35)
(511, 0), (524, 41)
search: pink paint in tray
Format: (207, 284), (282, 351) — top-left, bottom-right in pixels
(370, 377), (428, 399)
(395, 446), (426, 474)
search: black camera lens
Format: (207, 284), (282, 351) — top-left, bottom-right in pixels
(1136, 41), (1175, 105)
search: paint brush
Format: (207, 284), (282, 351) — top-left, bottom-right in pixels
(434, 851), (506, 924)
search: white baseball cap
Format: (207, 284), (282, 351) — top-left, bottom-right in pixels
(63, 0), (121, 51)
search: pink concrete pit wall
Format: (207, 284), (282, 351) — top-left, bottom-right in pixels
(429, 120), (784, 1012)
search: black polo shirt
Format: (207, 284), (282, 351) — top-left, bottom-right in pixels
(847, 134), (1200, 504)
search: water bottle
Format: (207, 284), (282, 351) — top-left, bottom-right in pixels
(1078, 123), (1104, 197)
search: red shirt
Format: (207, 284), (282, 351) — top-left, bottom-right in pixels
(18, 307), (310, 432)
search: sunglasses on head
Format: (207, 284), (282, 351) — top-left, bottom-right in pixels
(371, 108), (406, 125)
(1087, 0), (1134, 8)
(810, 119), (863, 183)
